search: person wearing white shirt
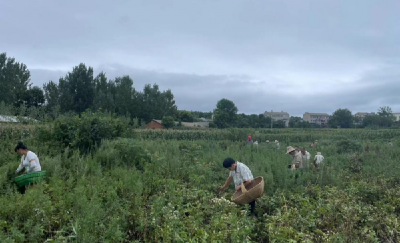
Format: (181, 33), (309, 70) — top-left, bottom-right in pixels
(15, 142), (42, 174)
(300, 148), (311, 168)
(314, 152), (324, 168)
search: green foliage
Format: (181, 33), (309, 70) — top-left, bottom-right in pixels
(140, 84), (178, 122)
(289, 116), (311, 128)
(2, 126), (400, 242)
(23, 86), (45, 108)
(161, 116), (175, 129)
(336, 140), (362, 154)
(58, 63), (95, 114)
(329, 108), (353, 128)
(213, 98), (238, 128)
(0, 53), (30, 107)
(48, 112), (128, 152)
(178, 110), (194, 122)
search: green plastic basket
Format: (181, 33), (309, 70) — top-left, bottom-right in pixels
(14, 171), (46, 188)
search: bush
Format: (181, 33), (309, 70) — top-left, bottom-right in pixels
(337, 140), (362, 154)
(50, 112), (129, 153)
(161, 116), (175, 129)
(94, 139), (151, 171)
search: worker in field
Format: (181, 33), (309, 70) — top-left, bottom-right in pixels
(15, 142), (41, 175)
(275, 140), (280, 150)
(389, 141), (393, 147)
(310, 142), (315, 148)
(218, 158), (256, 214)
(286, 146), (302, 170)
(314, 152), (324, 168)
(246, 136), (253, 145)
(300, 148), (311, 168)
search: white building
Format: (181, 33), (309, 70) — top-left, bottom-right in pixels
(263, 111), (290, 127)
(393, 113), (400, 122)
(303, 112), (330, 126)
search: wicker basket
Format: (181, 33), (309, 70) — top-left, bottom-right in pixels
(231, 177), (264, 205)
(14, 171), (46, 188)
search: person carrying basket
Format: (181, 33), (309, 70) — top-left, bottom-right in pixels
(14, 142), (43, 193)
(15, 142), (42, 174)
(217, 158), (256, 215)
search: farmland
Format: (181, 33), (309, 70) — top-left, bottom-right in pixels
(1, 118), (400, 242)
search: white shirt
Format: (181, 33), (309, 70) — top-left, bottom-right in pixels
(314, 154), (324, 164)
(16, 151), (41, 174)
(301, 151), (310, 160)
(229, 162), (254, 187)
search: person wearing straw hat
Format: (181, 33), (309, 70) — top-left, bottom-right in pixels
(286, 146), (302, 170)
(218, 158), (256, 214)
(314, 152), (324, 168)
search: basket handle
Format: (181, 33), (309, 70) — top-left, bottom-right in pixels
(240, 183), (248, 194)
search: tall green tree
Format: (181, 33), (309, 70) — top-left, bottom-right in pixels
(24, 86), (45, 107)
(43, 81), (60, 110)
(93, 72), (117, 112)
(179, 110), (194, 122)
(213, 99), (238, 128)
(58, 63), (94, 113)
(114, 75), (138, 117)
(289, 116), (310, 128)
(329, 109), (353, 128)
(0, 53), (31, 106)
(377, 106), (395, 127)
(140, 84), (177, 122)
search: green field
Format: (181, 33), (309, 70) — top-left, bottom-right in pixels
(1, 121), (400, 242)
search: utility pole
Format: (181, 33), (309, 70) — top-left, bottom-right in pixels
(270, 110), (273, 129)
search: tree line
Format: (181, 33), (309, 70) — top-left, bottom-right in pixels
(1, 52), (398, 129)
(1, 52), (206, 124)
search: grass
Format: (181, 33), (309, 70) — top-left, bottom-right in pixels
(1, 125), (400, 242)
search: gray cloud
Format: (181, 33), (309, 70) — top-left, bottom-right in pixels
(1, 0), (399, 116)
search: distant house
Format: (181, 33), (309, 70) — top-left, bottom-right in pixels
(146, 119), (181, 129)
(263, 111), (290, 127)
(303, 112), (330, 126)
(198, 117), (213, 122)
(146, 120), (163, 129)
(393, 113), (400, 122)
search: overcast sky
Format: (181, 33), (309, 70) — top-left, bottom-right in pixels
(1, 0), (399, 116)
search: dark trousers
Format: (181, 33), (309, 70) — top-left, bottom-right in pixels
(241, 200), (256, 215)
(249, 200), (256, 214)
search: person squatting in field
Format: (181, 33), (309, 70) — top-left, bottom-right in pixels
(218, 158), (256, 215)
(15, 141), (42, 194)
(286, 146), (303, 170)
(246, 136), (253, 145)
(15, 142), (41, 174)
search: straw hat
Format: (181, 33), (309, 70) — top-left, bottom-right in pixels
(275, 140), (278, 143)
(266, 140), (270, 143)
(317, 152), (322, 155)
(286, 146), (296, 154)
